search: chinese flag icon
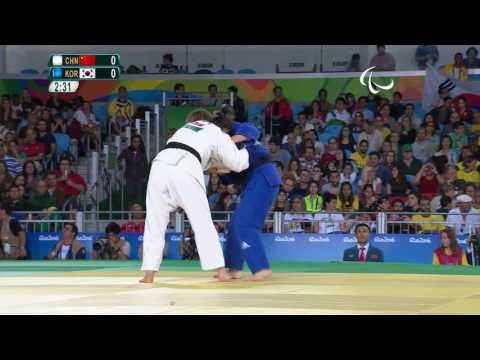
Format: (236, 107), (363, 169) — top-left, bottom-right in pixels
(79, 55), (96, 66)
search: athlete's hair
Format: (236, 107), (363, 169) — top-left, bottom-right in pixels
(185, 109), (213, 123)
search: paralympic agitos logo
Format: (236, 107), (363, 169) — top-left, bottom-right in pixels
(360, 66), (395, 94)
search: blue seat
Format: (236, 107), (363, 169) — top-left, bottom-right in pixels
(324, 125), (343, 137)
(353, 133), (360, 143)
(194, 69), (213, 74)
(92, 102), (108, 127)
(319, 132), (337, 144)
(238, 69), (256, 74)
(216, 68), (235, 74)
(54, 133), (71, 155)
(21, 69), (39, 74)
(292, 103), (305, 117)
(248, 103), (265, 119)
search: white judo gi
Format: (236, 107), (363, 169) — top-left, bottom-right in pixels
(141, 120), (249, 271)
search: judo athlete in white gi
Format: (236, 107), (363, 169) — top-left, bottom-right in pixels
(140, 111), (250, 283)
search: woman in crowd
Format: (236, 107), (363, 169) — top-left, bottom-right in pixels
(0, 160), (13, 201)
(432, 227), (469, 265)
(434, 135), (458, 166)
(349, 112), (365, 134)
(340, 162), (357, 186)
(7, 139), (27, 164)
(273, 190), (290, 212)
(383, 150), (397, 172)
(337, 125), (356, 153)
(399, 116), (416, 145)
(455, 97), (472, 123)
(385, 131), (401, 156)
(74, 101), (101, 153)
(310, 100), (325, 130)
(22, 160), (40, 197)
(285, 158), (301, 183)
(386, 165), (411, 197)
(304, 181), (322, 213)
(336, 181), (359, 212)
(358, 166), (383, 195)
(430, 183), (456, 213)
(359, 184), (379, 212)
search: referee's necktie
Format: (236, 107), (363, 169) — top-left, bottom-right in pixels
(359, 247), (366, 262)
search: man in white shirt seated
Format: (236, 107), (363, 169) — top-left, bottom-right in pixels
(325, 97), (352, 124)
(47, 223), (86, 260)
(313, 194), (349, 234)
(446, 194), (480, 236)
(283, 196), (313, 233)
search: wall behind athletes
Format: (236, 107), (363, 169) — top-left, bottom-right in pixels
(5, 45), (480, 74)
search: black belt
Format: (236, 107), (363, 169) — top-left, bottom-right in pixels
(164, 142), (202, 164)
(250, 155), (272, 171)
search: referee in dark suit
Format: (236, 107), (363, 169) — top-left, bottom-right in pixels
(343, 223), (384, 262)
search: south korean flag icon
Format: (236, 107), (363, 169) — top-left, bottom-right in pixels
(79, 68), (96, 79)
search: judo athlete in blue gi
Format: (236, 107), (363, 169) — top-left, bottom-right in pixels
(222, 121), (281, 280)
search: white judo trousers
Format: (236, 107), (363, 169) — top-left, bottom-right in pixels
(141, 120), (249, 272)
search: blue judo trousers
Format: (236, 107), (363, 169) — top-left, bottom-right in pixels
(223, 122), (281, 274)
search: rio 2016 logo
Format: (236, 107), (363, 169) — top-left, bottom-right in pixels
(360, 66), (395, 94)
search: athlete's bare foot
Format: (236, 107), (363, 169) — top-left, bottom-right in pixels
(251, 269), (272, 281)
(229, 270), (243, 279)
(140, 270), (156, 283)
(216, 267), (233, 282)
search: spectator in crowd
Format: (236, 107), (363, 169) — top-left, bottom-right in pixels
(45, 170), (65, 209)
(108, 86), (135, 135)
(359, 184), (378, 212)
(282, 176), (296, 202)
(18, 112), (38, 145)
(412, 127), (436, 163)
(313, 193), (348, 234)
(437, 195), (454, 215)
(457, 156), (480, 185)
(285, 158), (301, 182)
(435, 135), (458, 166)
(0, 160), (13, 201)
(399, 103), (422, 130)
(411, 197), (446, 234)
(321, 170), (341, 196)
(354, 97), (374, 121)
(350, 139), (369, 171)
(369, 45), (396, 71)
(171, 83), (189, 107)
(316, 88), (332, 113)
(366, 151), (391, 185)
(36, 119), (56, 169)
(23, 160), (40, 196)
(66, 105), (83, 153)
(413, 162), (444, 200)
(304, 181), (323, 213)
(281, 132), (302, 158)
(297, 112), (315, 132)
(264, 86), (293, 137)
(359, 120), (384, 153)
(47, 223), (86, 260)
(268, 136), (291, 169)
(308, 100), (326, 129)
(179, 226), (199, 260)
(415, 45), (439, 70)
(338, 125), (356, 153)
(319, 137), (339, 170)
(464, 47), (480, 69)
(0, 202), (26, 260)
(390, 92), (405, 120)
(432, 227), (469, 265)
(431, 97), (453, 126)
(446, 194), (480, 236)
(0, 141), (22, 177)
(340, 162), (356, 185)
(117, 134), (149, 206)
(283, 196), (313, 233)
(21, 128), (45, 174)
(325, 97), (352, 124)
(386, 165), (411, 197)
(455, 97), (472, 123)
(441, 111), (462, 136)
(200, 84), (223, 107)
(441, 53), (468, 80)
(337, 181), (359, 212)
(121, 203), (145, 233)
(92, 222), (131, 260)
(472, 111), (480, 136)
(343, 223), (384, 262)
(28, 179), (56, 212)
(299, 145), (320, 173)
(449, 122), (468, 153)
(224, 86), (246, 123)
(75, 101), (101, 153)
(441, 165), (459, 188)
(55, 158), (87, 210)
(349, 112), (366, 136)
(397, 144), (422, 181)
(358, 166), (383, 195)
(346, 53), (361, 72)
(373, 115), (391, 139)
(399, 116), (416, 145)
(159, 53), (179, 74)
(292, 170), (311, 198)
(431, 183), (456, 213)
(273, 190), (290, 212)
(7, 185), (28, 212)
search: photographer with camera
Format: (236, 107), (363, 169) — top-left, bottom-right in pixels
(92, 222), (131, 260)
(179, 226), (199, 261)
(47, 223), (86, 260)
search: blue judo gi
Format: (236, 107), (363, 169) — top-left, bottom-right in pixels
(223, 122), (281, 273)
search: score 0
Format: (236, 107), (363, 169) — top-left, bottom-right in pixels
(97, 54), (120, 67)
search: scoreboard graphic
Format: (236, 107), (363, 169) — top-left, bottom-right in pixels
(48, 54), (121, 93)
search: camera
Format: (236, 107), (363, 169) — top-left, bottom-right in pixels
(468, 235), (480, 265)
(93, 237), (108, 252)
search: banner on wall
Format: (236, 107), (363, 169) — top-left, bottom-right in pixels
(26, 232), (470, 264)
